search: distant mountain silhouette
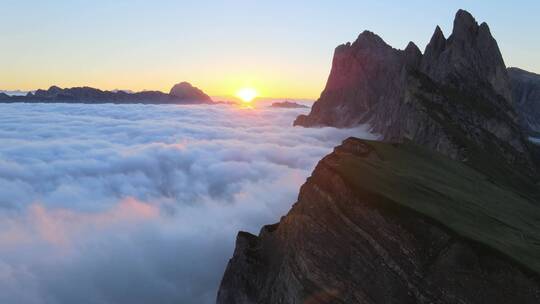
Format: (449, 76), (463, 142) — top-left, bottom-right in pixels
(0, 90), (32, 96)
(270, 101), (309, 108)
(1, 82), (212, 104)
(169, 82), (212, 102)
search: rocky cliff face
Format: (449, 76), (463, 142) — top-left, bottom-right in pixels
(508, 67), (540, 135)
(2, 82), (212, 104)
(217, 138), (540, 304)
(218, 9), (540, 304)
(294, 10), (538, 178)
(421, 11), (511, 102)
(294, 30), (414, 129)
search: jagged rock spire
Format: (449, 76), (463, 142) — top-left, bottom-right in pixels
(421, 9), (512, 103)
(452, 9), (478, 39)
(404, 41), (422, 68)
(423, 26), (446, 60)
(294, 9), (535, 176)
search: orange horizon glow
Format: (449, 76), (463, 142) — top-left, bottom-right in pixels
(2, 3), (540, 101)
(0, 65), (324, 100)
(0, 79), (322, 100)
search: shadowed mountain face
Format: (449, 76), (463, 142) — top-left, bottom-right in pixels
(294, 10), (538, 179)
(218, 10), (540, 304)
(1, 82), (212, 104)
(508, 67), (540, 136)
(217, 138), (540, 304)
(169, 81), (212, 102)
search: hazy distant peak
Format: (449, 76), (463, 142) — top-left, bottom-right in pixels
(2, 83), (213, 104)
(48, 85), (62, 92)
(169, 82), (212, 102)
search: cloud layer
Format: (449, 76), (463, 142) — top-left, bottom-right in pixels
(0, 102), (376, 304)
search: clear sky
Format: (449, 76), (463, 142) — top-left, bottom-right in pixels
(1, 0), (539, 99)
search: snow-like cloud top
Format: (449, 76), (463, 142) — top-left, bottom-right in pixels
(0, 102), (375, 303)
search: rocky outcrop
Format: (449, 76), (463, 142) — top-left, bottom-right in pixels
(294, 10), (538, 178)
(421, 10), (511, 102)
(217, 138), (540, 304)
(508, 67), (540, 135)
(1, 82), (213, 104)
(294, 30), (412, 129)
(169, 82), (212, 102)
(270, 101), (309, 109)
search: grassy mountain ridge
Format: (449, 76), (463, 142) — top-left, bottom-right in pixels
(333, 137), (540, 274)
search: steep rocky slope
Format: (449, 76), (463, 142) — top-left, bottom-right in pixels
(508, 67), (540, 135)
(1, 82), (212, 104)
(218, 9), (540, 304)
(218, 138), (540, 304)
(294, 10), (538, 178)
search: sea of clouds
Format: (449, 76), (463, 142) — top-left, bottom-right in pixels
(0, 102), (376, 304)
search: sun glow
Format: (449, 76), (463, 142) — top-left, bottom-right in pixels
(236, 88), (258, 103)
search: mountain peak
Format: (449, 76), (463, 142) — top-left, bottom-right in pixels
(421, 10), (512, 102)
(48, 85), (62, 93)
(169, 82), (212, 102)
(405, 41), (420, 52)
(479, 21), (491, 32)
(404, 41), (422, 68)
(170, 81), (194, 91)
(294, 9), (532, 175)
(424, 26), (446, 55)
(431, 25), (446, 45)
(452, 9), (478, 38)
(433, 25), (444, 37)
(357, 30), (380, 40)
(353, 30), (390, 49)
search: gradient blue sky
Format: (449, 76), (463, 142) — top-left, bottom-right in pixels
(1, 0), (539, 98)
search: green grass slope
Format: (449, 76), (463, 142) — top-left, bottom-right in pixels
(332, 138), (540, 274)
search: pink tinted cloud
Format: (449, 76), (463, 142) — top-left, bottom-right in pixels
(0, 197), (159, 247)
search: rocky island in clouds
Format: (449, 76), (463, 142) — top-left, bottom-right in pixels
(0, 81), (212, 104)
(270, 101), (309, 109)
(218, 10), (540, 304)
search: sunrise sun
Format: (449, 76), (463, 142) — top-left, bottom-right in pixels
(236, 88), (258, 103)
